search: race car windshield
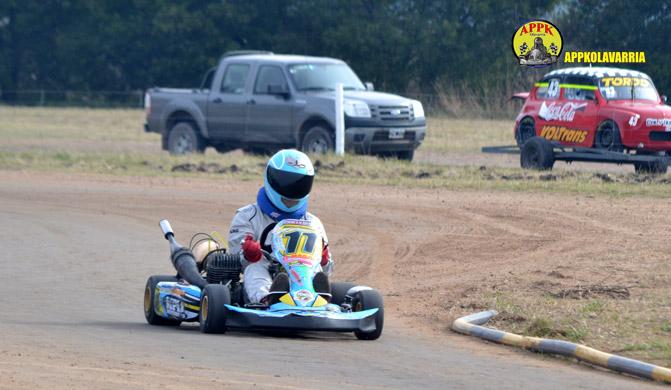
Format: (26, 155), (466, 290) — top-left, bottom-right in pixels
(288, 63), (366, 91)
(598, 76), (659, 102)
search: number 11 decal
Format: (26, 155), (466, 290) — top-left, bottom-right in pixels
(283, 231), (318, 255)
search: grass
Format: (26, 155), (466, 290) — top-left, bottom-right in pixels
(0, 106), (148, 142)
(619, 343), (671, 366)
(481, 289), (671, 367)
(424, 116), (514, 154)
(4, 149), (671, 198)
(2, 106), (671, 198)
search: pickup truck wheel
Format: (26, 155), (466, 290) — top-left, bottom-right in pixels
(396, 150), (415, 161)
(301, 126), (333, 154)
(168, 122), (206, 155)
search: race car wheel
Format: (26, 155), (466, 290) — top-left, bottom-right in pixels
(330, 282), (357, 306)
(144, 275), (182, 326)
(168, 122), (206, 155)
(199, 284), (230, 334)
(520, 136), (555, 170)
(516, 117), (536, 146)
(595, 120), (624, 152)
(352, 289), (384, 340)
(634, 160), (668, 175)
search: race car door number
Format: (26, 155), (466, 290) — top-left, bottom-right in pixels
(389, 129), (405, 139)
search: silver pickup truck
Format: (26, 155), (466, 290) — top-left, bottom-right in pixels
(144, 51), (426, 160)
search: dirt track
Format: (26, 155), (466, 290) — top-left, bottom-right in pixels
(0, 171), (664, 389)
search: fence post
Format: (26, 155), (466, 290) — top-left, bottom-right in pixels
(335, 83), (344, 156)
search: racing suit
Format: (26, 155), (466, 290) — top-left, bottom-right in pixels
(227, 203), (333, 303)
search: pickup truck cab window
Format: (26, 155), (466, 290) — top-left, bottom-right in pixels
(254, 66), (288, 94)
(221, 64), (250, 94)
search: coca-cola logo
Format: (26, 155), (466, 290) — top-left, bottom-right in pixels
(538, 101), (587, 122)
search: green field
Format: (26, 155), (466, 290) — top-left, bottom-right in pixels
(1, 106), (670, 197)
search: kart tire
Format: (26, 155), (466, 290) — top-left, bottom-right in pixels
(144, 275), (182, 326)
(634, 160), (668, 175)
(520, 136), (554, 170)
(352, 289), (384, 340)
(199, 284), (231, 334)
(331, 282), (358, 306)
(515, 117), (536, 147)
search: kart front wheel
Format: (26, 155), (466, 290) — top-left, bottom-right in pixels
(352, 289), (384, 340)
(331, 282), (357, 306)
(199, 284), (231, 334)
(144, 275), (182, 326)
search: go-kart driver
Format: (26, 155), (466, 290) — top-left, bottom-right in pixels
(228, 149), (333, 304)
(166, 149), (332, 304)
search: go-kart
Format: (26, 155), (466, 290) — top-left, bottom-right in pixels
(143, 219), (384, 340)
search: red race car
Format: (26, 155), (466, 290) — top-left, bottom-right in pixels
(514, 67), (671, 154)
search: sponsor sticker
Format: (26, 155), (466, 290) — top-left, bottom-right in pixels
(601, 77), (651, 88)
(646, 118), (671, 131)
(538, 101), (587, 122)
(512, 20), (563, 68)
(165, 296), (184, 317)
(539, 125), (588, 143)
(293, 289), (314, 305)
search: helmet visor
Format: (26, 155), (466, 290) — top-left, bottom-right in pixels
(267, 166), (314, 199)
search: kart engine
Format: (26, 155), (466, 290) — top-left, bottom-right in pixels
(204, 249), (242, 285)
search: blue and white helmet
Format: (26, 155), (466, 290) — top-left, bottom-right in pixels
(264, 149), (315, 212)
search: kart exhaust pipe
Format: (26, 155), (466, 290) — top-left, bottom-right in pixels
(159, 219), (208, 289)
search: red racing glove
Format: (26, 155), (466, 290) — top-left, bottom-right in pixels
(242, 234), (262, 263)
(321, 244), (331, 267)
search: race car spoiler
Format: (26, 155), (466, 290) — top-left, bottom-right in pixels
(510, 92), (529, 101)
(224, 305), (379, 332)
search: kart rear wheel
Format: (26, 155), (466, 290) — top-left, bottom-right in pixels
(199, 284), (231, 334)
(144, 275), (182, 326)
(331, 282), (357, 306)
(352, 289), (384, 340)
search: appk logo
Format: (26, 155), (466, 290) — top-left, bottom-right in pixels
(512, 20), (563, 68)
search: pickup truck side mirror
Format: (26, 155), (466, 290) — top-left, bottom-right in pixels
(365, 82), (374, 91)
(267, 84), (290, 99)
(662, 95), (668, 104)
